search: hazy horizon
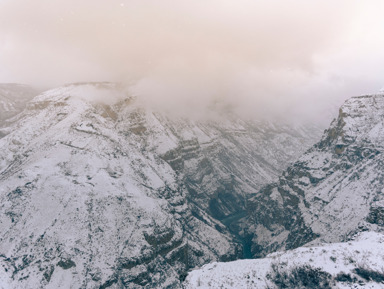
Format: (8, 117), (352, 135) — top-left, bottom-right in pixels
(1, 0), (384, 124)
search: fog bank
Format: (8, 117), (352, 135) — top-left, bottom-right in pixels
(1, 0), (384, 124)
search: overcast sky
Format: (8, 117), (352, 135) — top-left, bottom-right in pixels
(1, 0), (384, 124)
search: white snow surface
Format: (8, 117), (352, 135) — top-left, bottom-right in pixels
(0, 84), (232, 288)
(0, 83), (321, 288)
(185, 231), (384, 289)
(245, 93), (384, 257)
(299, 94), (384, 241)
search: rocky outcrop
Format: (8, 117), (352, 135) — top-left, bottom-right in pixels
(242, 93), (384, 257)
(157, 117), (321, 225)
(0, 83), (321, 287)
(0, 84), (237, 288)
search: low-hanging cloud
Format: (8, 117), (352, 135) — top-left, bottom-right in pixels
(1, 0), (384, 124)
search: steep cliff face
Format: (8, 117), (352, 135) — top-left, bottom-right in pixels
(156, 113), (320, 223)
(244, 93), (384, 257)
(0, 83), (321, 288)
(0, 83), (241, 288)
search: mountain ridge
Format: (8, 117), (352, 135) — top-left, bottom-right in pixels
(239, 92), (384, 258)
(0, 83), (321, 288)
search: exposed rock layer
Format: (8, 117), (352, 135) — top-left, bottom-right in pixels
(0, 83), (320, 288)
(243, 93), (384, 257)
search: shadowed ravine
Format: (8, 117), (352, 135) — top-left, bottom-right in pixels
(219, 210), (253, 259)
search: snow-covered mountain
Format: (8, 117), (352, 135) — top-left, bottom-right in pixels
(184, 231), (384, 289)
(0, 83), (321, 288)
(0, 84), (38, 135)
(241, 92), (384, 257)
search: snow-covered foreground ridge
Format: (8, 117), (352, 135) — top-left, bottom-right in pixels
(0, 83), (320, 288)
(185, 231), (384, 289)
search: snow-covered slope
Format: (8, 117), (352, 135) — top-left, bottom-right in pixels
(184, 231), (384, 289)
(0, 83), (321, 288)
(243, 93), (384, 257)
